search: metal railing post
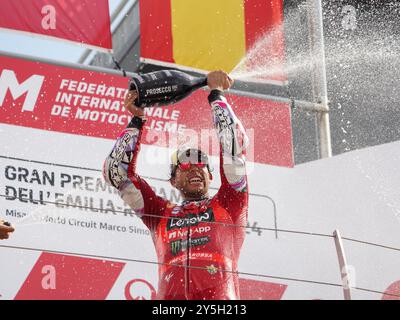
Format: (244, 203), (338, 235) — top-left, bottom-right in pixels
(333, 229), (352, 300)
(306, 0), (332, 158)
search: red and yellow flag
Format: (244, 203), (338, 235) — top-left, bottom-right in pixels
(140, 0), (285, 84)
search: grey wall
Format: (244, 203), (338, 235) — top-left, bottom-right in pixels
(89, 0), (140, 72)
(324, 0), (400, 156)
(285, 0), (400, 163)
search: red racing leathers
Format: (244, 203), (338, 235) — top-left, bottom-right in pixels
(103, 90), (249, 300)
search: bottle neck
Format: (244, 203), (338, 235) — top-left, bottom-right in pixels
(191, 76), (207, 90)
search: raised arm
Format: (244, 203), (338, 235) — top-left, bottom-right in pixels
(102, 91), (168, 231)
(207, 71), (249, 224)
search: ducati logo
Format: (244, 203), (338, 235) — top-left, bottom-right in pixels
(125, 279), (157, 300)
(164, 272), (174, 283)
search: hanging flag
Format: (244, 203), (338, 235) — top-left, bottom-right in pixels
(0, 0), (112, 52)
(140, 0), (286, 85)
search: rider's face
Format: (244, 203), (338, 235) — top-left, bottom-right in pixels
(171, 164), (211, 199)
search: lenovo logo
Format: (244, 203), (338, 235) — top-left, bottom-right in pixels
(167, 209), (215, 231)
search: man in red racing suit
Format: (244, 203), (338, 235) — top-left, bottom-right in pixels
(103, 71), (249, 300)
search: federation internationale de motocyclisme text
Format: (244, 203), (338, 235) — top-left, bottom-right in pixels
(152, 303), (247, 317)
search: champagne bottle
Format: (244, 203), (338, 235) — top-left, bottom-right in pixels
(129, 69), (207, 108)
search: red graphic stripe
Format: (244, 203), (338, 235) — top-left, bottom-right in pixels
(382, 280), (400, 300)
(15, 253), (125, 300)
(239, 278), (287, 300)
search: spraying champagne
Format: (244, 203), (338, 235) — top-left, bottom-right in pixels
(129, 70), (208, 108)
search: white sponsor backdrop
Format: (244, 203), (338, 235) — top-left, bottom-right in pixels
(1, 123), (400, 299)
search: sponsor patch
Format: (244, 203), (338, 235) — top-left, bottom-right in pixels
(170, 236), (210, 256)
(167, 208), (215, 231)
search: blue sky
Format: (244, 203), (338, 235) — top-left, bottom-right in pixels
(0, 0), (126, 64)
